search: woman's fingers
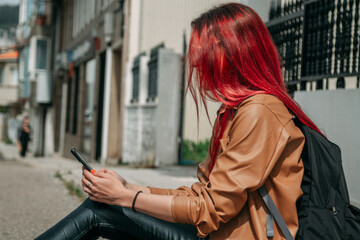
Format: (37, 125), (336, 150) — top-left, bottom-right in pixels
(83, 168), (98, 183)
(97, 168), (107, 173)
(82, 183), (91, 194)
(92, 171), (108, 179)
(81, 169), (125, 205)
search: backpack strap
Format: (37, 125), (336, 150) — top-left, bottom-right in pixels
(265, 207), (275, 238)
(258, 186), (294, 240)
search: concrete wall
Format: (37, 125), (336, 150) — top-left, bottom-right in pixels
(294, 89), (360, 207)
(122, 106), (140, 163)
(141, 105), (156, 165)
(122, 48), (181, 166)
(155, 49), (182, 165)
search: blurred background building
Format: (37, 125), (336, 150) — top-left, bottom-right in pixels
(0, 3), (19, 145)
(51, 0), (127, 165)
(16, 0), (54, 156)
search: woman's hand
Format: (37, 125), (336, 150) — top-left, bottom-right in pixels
(82, 168), (174, 223)
(82, 168), (131, 206)
(95, 168), (128, 187)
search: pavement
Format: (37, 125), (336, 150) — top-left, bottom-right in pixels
(0, 142), (198, 190)
(0, 142), (198, 239)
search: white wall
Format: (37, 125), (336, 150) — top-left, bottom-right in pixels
(129, 0), (236, 60)
(240, 0), (271, 22)
(295, 89), (360, 207)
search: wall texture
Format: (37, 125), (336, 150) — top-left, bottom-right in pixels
(295, 89), (360, 207)
(155, 49), (181, 165)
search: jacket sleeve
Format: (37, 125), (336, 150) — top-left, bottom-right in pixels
(171, 103), (291, 237)
(149, 185), (199, 197)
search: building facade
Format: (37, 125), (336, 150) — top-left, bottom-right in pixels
(0, 50), (19, 144)
(16, 0), (55, 156)
(53, 0), (128, 164)
(0, 51), (18, 107)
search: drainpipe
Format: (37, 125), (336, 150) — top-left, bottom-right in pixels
(100, 12), (114, 165)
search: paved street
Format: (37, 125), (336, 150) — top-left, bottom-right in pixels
(0, 142), (198, 239)
(0, 159), (81, 240)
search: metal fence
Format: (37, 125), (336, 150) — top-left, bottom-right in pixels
(268, 0), (360, 91)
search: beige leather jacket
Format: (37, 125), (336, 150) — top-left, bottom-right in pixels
(150, 94), (305, 239)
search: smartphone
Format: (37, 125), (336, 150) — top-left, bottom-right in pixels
(70, 148), (93, 172)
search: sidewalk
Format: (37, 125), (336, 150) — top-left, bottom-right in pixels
(0, 142), (198, 193)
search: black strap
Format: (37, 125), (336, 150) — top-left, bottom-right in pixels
(257, 186), (295, 240)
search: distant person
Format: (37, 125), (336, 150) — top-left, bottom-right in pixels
(36, 3), (324, 239)
(17, 116), (31, 157)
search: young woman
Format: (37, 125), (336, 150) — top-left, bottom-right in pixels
(36, 3), (322, 239)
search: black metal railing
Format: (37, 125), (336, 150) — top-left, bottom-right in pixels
(268, 0), (360, 91)
(131, 52), (145, 103)
(147, 43), (164, 102)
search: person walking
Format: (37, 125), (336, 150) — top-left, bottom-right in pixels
(17, 116), (31, 157)
(35, 3), (323, 239)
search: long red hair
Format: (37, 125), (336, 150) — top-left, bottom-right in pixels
(186, 3), (323, 172)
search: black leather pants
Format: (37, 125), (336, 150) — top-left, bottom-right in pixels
(35, 198), (207, 240)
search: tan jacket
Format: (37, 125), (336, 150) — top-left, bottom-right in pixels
(150, 94), (305, 239)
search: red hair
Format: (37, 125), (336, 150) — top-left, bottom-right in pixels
(186, 3), (323, 172)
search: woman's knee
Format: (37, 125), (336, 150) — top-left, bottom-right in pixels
(35, 199), (101, 240)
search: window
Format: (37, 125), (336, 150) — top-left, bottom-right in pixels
(131, 53), (144, 103)
(26, 0), (33, 20)
(11, 68), (18, 85)
(147, 44), (164, 101)
(0, 68), (4, 85)
(37, 0), (45, 15)
(36, 39), (48, 70)
(147, 60), (157, 100)
(131, 67), (140, 102)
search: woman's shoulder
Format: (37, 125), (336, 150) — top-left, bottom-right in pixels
(237, 94), (293, 127)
